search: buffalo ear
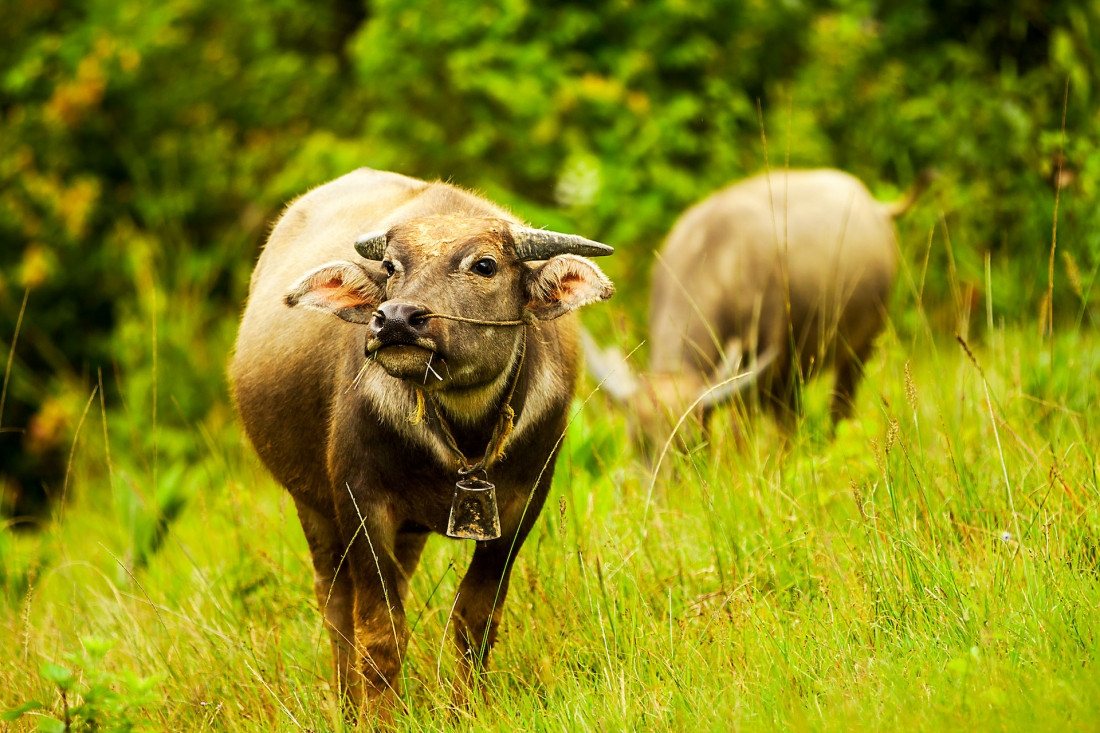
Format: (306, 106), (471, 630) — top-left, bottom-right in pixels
(284, 261), (386, 325)
(525, 254), (615, 321)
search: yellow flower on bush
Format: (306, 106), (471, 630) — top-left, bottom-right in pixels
(20, 244), (55, 290)
(44, 55), (107, 128)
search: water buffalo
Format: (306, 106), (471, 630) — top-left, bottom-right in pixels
(230, 168), (614, 720)
(588, 168), (930, 452)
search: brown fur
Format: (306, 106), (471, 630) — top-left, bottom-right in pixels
(230, 168), (612, 721)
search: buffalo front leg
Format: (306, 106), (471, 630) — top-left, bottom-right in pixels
(452, 470), (558, 704)
(762, 361), (801, 433)
(450, 480), (550, 700)
(293, 498), (358, 708)
(451, 540), (518, 699)
(342, 509), (410, 723)
(393, 530), (429, 603)
(829, 343), (872, 427)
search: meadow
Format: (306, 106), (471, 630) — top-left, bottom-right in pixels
(2, 4), (1098, 729)
(2, 240), (1098, 731)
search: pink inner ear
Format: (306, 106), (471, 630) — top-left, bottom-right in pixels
(550, 269), (590, 302)
(527, 254), (613, 319)
(315, 278), (369, 308)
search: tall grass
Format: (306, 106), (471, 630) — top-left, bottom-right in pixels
(3, 316), (1097, 731)
(3, 206), (1099, 733)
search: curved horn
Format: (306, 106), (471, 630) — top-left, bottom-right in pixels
(883, 167), (938, 219)
(698, 345), (780, 410)
(512, 227), (614, 261)
(354, 230), (388, 260)
(579, 327), (637, 403)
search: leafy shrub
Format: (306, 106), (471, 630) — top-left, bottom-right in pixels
(3, 637), (161, 732)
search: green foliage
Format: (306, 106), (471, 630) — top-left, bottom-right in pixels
(2, 0), (1097, 517)
(4, 638), (161, 732)
(773, 0), (1100, 318)
(349, 0), (820, 244)
(1, 0), (364, 514)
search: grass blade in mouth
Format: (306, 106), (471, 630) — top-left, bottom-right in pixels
(424, 353), (443, 384)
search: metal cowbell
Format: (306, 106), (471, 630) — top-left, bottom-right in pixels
(446, 478), (502, 540)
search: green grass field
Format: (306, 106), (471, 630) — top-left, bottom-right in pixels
(3, 308), (1099, 731)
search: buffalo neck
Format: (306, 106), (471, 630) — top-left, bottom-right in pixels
(426, 327), (530, 466)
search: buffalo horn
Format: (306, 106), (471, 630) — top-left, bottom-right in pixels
(512, 227), (614, 261)
(697, 345), (780, 410)
(579, 327), (637, 403)
(354, 230), (388, 260)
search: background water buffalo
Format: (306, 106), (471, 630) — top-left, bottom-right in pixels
(231, 168), (613, 720)
(588, 168), (931, 452)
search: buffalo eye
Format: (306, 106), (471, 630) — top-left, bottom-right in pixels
(472, 258), (497, 277)
(382, 260), (396, 277)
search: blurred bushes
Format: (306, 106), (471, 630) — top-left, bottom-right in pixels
(1, 0), (1097, 517)
(0, 0), (366, 517)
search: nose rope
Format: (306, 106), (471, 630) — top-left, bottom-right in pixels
(419, 311), (537, 327)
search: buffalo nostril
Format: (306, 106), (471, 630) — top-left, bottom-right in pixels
(374, 302), (431, 336)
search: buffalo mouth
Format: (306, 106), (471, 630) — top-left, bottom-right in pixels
(367, 339), (446, 383)
(366, 332), (436, 354)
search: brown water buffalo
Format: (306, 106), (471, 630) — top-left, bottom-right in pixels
(230, 168), (614, 720)
(587, 168), (930, 452)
